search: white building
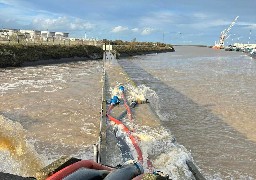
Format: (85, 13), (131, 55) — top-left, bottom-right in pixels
(41, 31), (69, 41)
(41, 31), (49, 40)
(55, 32), (69, 40)
(234, 43), (256, 49)
(19, 30), (41, 40)
(41, 31), (55, 41)
(63, 33), (69, 38)
(1, 28), (69, 41)
(0, 28), (19, 38)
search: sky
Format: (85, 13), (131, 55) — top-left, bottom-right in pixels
(0, 0), (255, 46)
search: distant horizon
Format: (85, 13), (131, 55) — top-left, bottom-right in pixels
(0, 0), (255, 46)
(0, 27), (254, 47)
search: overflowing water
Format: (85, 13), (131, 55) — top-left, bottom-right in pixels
(118, 46), (256, 179)
(0, 46), (256, 179)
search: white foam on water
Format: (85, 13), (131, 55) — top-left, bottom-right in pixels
(109, 122), (140, 163)
(0, 150), (22, 175)
(126, 84), (151, 102)
(108, 115), (195, 179)
(0, 60), (105, 176)
(107, 84), (196, 179)
(80, 122), (97, 135)
(0, 115), (45, 177)
(0, 72), (66, 95)
(134, 125), (194, 179)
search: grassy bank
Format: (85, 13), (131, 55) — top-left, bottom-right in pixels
(0, 44), (103, 68)
(113, 45), (175, 58)
(0, 44), (175, 68)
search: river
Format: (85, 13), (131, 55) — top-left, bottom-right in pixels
(0, 46), (256, 179)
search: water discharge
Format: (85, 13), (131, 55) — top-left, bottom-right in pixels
(104, 61), (195, 179)
(0, 115), (44, 177)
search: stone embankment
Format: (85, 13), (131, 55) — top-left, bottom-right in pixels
(0, 44), (175, 68)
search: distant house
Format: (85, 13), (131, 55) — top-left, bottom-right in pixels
(55, 32), (69, 40)
(1, 28), (69, 42)
(0, 28), (19, 38)
(19, 29), (41, 40)
(69, 38), (77, 41)
(41, 31), (55, 41)
(49, 32), (55, 37)
(63, 33), (69, 38)
(41, 31), (48, 41)
(41, 31), (68, 41)
(55, 32), (63, 40)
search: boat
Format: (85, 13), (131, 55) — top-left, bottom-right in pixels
(249, 48), (256, 59)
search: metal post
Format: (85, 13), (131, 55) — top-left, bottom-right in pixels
(52, 36), (55, 45)
(17, 35), (19, 44)
(248, 30), (251, 44)
(105, 41), (107, 63)
(93, 144), (99, 163)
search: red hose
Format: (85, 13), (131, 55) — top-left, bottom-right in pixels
(107, 90), (154, 171)
(132, 174), (144, 180)
(147, 159), (154, 173)
(46, 160), (113, 180)
(107, 114), (143, 164)
(122, 92), (154, 171)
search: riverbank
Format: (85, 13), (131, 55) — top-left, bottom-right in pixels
(114, 45), (175, 58)
(0, 44), (175, 68)
(0, 44), (103, 68)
